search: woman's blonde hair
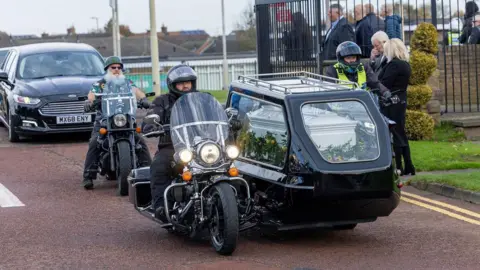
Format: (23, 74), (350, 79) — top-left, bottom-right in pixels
(383, 38), (409, 62)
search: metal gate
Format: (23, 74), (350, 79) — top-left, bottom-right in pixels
(254, 0), (480, 113)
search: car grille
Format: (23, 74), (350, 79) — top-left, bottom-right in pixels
(40, 101), (85, 115)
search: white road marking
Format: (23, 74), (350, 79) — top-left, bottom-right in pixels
(0, 183), (25, 207)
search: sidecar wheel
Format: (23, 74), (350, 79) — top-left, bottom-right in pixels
(116, 141), (132, 196)
(208, 182), (239, 255)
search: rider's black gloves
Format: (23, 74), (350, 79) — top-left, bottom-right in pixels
(230, 119), (242, 131)
(84, 100), (99, 112)
(83, 100), (91, 112)
(138, 97), (151, 109)
(382, 90), (392, 100)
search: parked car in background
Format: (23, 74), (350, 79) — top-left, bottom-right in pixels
(0, 42), (105, 142)
(0, 47), (12, 66)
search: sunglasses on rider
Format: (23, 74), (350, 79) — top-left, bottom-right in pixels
(110, 66), (122, 70)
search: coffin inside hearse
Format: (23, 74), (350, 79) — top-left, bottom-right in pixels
(244, 100), (380, 163)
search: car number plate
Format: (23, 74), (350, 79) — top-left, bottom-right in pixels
(56, 115), (92, 124)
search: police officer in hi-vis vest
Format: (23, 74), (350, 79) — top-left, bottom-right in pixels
(325, 41), (392, 101)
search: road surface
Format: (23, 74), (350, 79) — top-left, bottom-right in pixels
(0, 130), (479, 270)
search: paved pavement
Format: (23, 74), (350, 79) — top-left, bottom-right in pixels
(0, 129), (479, 270)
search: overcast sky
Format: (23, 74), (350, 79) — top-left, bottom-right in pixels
(0, 0), (253, 36)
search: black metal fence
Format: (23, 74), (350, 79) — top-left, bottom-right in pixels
(254, 0), (480, 113)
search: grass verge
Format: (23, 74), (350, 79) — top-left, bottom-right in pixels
(410, 141), (480, 172)
(407, 172), (480, 192)
(147, 90), (228, 103)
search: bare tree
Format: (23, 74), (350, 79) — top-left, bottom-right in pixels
(234, 4), (257, 51)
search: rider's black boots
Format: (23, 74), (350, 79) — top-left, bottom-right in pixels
(82, 179), (94, 190)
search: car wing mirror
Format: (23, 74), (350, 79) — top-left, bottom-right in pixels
(144, 114), (161, 125)
(0, 71), (13, 88)
(225, 107), (239, 122)
(225, 107), (238, 117)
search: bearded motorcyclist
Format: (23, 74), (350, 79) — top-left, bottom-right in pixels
(142, 64), (198, 222)
(82, 56), (152, 190)
(325, 41), (392, 101)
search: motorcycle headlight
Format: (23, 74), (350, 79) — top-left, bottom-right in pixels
(113, 114), (127, 127)
(225, 145), (240, 159)
(178, 149), (193, 163)
(200, 143), (220, 164)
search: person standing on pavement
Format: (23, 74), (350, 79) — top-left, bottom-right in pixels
(370, 31), (389, 75)
(377, 38), (415, 176)
(322, 4), (355, 61)
(325, 41), (392, 100)
(355, 4), (386, 58)
(468, 12), (480, 44)
(381, 4), (403, 40)
(460, 1), (479, 44)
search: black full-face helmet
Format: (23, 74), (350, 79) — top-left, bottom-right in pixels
(335, 41), (362, 74)
(166, 64), (197, 97)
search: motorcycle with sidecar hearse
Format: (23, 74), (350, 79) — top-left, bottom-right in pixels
(127, 72), (402, 255)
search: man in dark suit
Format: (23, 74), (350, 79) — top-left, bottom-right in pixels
(322, 4), (355, 60)
(355, 4), (386, 58)
(468, 12), (480, 44)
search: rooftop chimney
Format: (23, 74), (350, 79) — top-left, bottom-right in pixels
(161, 24), (168, 35)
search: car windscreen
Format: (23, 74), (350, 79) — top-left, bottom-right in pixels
(300, 100), (380, 164)
(16, 51), (105, 79)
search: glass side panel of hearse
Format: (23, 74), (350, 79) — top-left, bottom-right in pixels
(231, 72), (393, 174)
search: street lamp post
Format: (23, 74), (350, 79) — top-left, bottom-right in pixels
(114, 0), (121, 57)
(109, 0), (121, 56)
(91, 16), (100, 33)
(149, 0), (161, 96)
(221, 0), (228, 91)
(109, 0), (117, 55)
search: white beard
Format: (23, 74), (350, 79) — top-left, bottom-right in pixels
(104, 72), (125, 83)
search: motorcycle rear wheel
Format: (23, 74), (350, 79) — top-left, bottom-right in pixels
(208, 182), (239, 255)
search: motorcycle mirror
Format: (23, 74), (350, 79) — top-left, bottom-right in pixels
(225, 107), (239, 117)
(144, 114), (160, 125)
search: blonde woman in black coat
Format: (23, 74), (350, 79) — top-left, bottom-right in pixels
(378, 38), (415, 176)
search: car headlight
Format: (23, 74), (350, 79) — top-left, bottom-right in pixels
(179, 149), (193, 163)
(200, 143), (220, 164)
(113, 114), (127, 127)
(13, 94), (40, 105)
(225, 145), (240, 159)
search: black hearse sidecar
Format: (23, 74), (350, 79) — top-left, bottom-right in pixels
(226, 71), (402, 230)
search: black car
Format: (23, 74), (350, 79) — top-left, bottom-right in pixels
(0, 42), (105, 142)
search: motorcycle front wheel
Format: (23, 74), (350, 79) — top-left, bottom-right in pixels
(116, 140), (133, 196)
(208, 182), (239, 255)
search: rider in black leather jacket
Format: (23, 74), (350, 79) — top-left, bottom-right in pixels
(142, 64), (198, 222)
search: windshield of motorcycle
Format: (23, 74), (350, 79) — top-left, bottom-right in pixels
(170, 92), (229, 152)
(100, 78), (137, 118)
